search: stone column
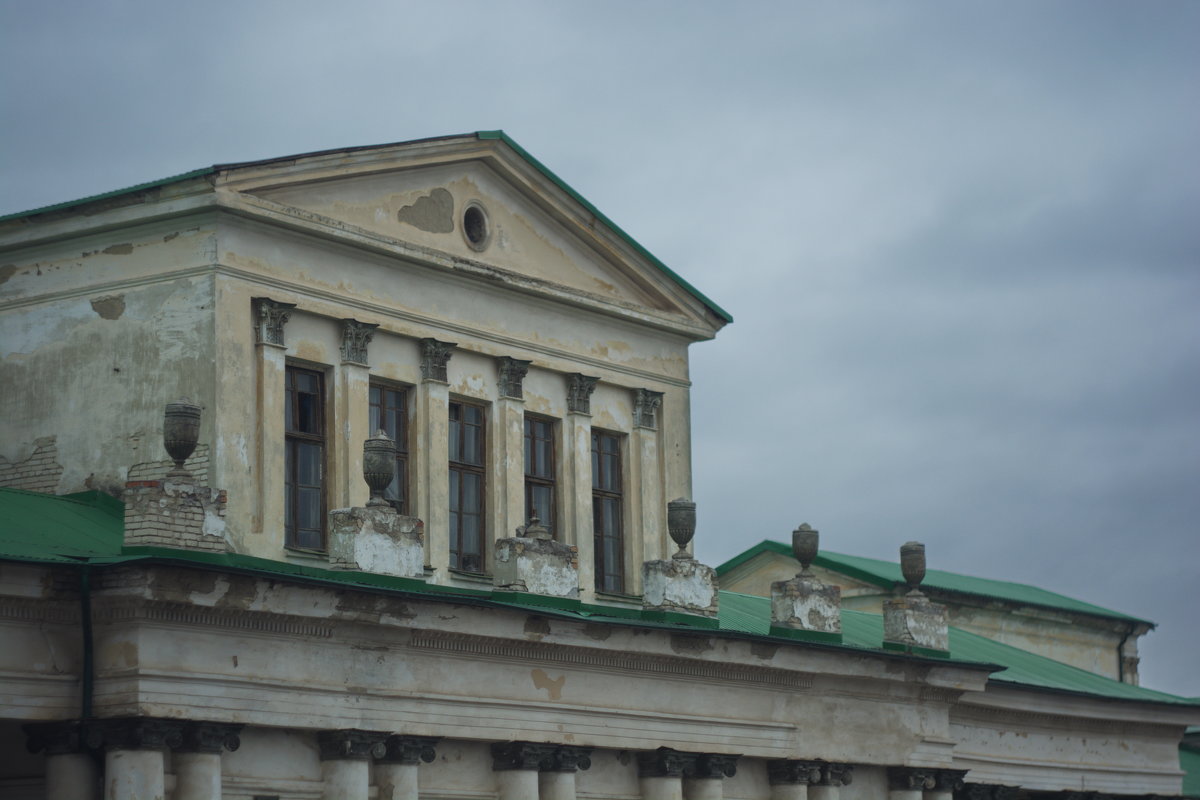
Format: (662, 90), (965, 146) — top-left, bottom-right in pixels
(538, 745), (592, 800)
(492, 741), (555, 800)
(683, 752), (739, 800)
(564, 374), (598, 597)
(317, 730), (386, 800)
(415, 338), (455, 575)
(251, 298), (294, 535)
(173, 722), (241, 800)
(888, 767), (937, 800)
(631, 389), (665, 565)
(929, 769), (967, 800)
(86, 717), (184, 800)
(24, 721), (98, 800)
(493, 357), (530, 543)
(809, 762), (854, 800)
(766, 759), (823, 800)
(638, 747), (689, 800)
(334, 319), (377, 510)
(376, 735), (439, 800)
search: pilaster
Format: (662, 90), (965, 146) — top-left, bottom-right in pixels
(415, 339), (454, 576)
(334, 319), (376, 510)
(252, 297), (293, 537)
(632, 388), (665, 566)
(564, 374), (598, 599)
(492, 357), (528, 544)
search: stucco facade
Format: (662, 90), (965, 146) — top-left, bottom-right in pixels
(1, 133), (1195, 800)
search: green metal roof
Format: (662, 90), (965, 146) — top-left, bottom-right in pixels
(4, 488), (1192, 706)
(717, 591), (1190, 705)
(0, 131), (731, 325)
(716, 540), (1152, 626)
(1182, 746), (1200, 797)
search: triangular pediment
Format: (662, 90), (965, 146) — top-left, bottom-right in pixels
(216, 135), (726, 335)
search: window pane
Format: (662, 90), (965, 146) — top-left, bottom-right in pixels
(449, 470), (460, 512)
(298, 487), (321, 531)
(464, 424), (479, 465)
(297, 442), (321, 485)
(463, 473), (481, 514)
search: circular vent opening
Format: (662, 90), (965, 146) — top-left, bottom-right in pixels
(463, 203), (490, 251)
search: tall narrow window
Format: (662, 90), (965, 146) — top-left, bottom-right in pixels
(369, 384), (408, 514)
(592, 430), (623, 593)
(449, 401), (485, 572)
(285, 366), (325, 550)
(524, 416), (556, 534)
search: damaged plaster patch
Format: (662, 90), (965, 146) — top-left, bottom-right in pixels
(102, 243), (134, 255)
(397, 188), (454, 233)
(0, 436), (63, 493)
(0, 265), (15, 285)
(530, 668), (565, 700)
(90, 295), (126, 320)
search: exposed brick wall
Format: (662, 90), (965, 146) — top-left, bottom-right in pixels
(0, 436), (64, 493)
(126, 444), (210, 485)
(123, 478), (229, 553)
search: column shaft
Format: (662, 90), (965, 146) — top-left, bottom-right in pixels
(640, 775), (684, 800)
(415, 379), (450, 574)
(540, 770), (576, 800)
(564, 412), (595, 597)
(105, 749), (165, 800)
(334, 362), (371, 510)
(322, 758), (369, 800)
(174, 752), (221, 800)
(684, 776), (723, 799)
(376, 762), (419, 800)
(497, 769), (540, 800)
(46, 752), (98, 800)
(809, 786), (840, 800)
(770, 785), (808, 800)
(890, 790), (923, 800)
(492, 397), (526, 541)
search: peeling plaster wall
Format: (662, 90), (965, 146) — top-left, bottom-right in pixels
(0, 220), (218, 497)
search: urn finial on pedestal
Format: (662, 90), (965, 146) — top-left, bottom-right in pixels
(521, 512), (552, 541)
(363, 430), (396, 508)
(900, 541), (927, 595)
(792, 523), (819, 576)
(163, 398), (201, 479)
(666, 498), (696, 559)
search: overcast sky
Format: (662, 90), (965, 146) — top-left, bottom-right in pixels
(2, 1), (1197, 696)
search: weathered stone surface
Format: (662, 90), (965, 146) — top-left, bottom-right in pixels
(642, 556), (719, 617)
(493, 537), (580, 598)
(770, 574), (842, 633)
(328, 507), (425, 578)
(884, 593), (949, 652)
(123, 478), (229, 552)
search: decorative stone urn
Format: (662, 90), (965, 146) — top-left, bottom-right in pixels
(163, 398), (201, 479)
(520, 512), (552, 541)
(792, 523), (819, 576)
(667, 498), (696, 559)
(900, 541), (926, 595)
(363, 430), (396, 508)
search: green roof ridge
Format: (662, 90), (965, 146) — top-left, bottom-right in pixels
(0, 132), (731, 325)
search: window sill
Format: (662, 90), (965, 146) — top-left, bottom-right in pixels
(593, 590), (642, 607)
(284, 546), (329, 564)
(447, 568), (493, 585)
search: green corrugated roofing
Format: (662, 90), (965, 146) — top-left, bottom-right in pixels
(717, 591), (1190, 705)
(0, 131), (731, 325)
(716, 540), (1152, 625)
(3, 488), (1192, 706)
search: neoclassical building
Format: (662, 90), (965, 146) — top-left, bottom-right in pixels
(1, 132), (1195, 800)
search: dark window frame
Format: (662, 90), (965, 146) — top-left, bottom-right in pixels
(448, 399), (487, 573)
(285, 365), (327, 551)
(523, 414), (557, 535)
(369, 382), (410, 515)
(591, 429), (624, 593)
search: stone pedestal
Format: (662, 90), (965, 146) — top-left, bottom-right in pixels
(493, 536), (580, 597)
(642, 556), (719, 617)
(770, 574), (842, 638)
(123, 478), (228, 552)
(328, 506), (425, 577)
(883, 594), (949, 653)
